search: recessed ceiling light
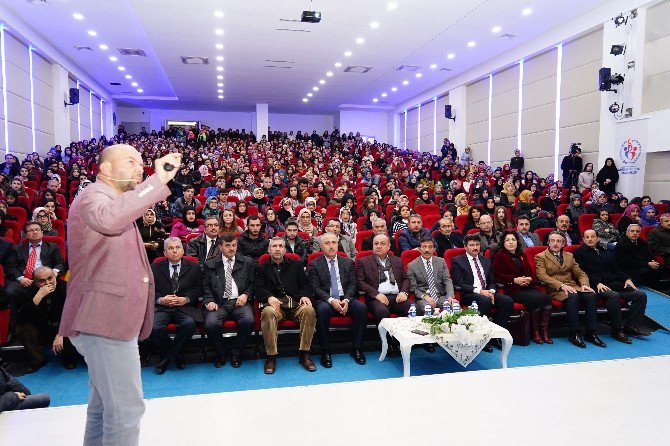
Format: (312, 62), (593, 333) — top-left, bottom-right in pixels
(387, 2), (398, 10)
(99, 44), (108, 50)
(217, 89), (223, 93)
(137, 88), (143, 93)
(415, 73), (422, 78)
(215, 29), (224, 35)
(217, 82), (223, 87)
(302, 98), (309, 103)
(344, 51), (352, 57)
(381, 93), (388, 97)
(492, 26), (502, 33)
(326, 71), (333, 77)
(125, 74), (132, 79)
(334, 62), (342, 67)
(216, 66), (224, 71)
(214, 11), (224, 18)
(370, 21), (379, 29)
(319, 79), (325, 84)
(131, 82), (138, 87)
(109, 56), (118, 62)
(307, 93), (313, 97)
(218, 95), (224, 99)
(217, 75), (223, 80)
(312, 86), (319, 91)
(447, 53), (455, 59)
(215, 43), (224, 49)
(216, 55), (224, 61)
(467, 41), (476, 48)
(73, 13), (84, 21)
(402, 80), (409, 85)
(522, 7), (532, 15)
(87, 30), (97, 36)
(118, 66), (126, 71)
(430, 63), (437, 69)
(372, 98), (379, 103)
(391, 87), (398, 92)
(355, 37), (364, 44)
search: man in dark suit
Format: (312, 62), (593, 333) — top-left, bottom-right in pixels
(308, 233), (367, 368)
(356, 234), (410, 356)
(408, 237), (456, 315)
(362, 218), (392, 252)
(433, 218), (464, 256)
(554, 214), (581, 246)
(516, 215), (541, 249)
(255, 237), (316, 374)
(451, 234), (514, 352)
(185, 217), (221, 265)
(149, 237), (203, 374)
(282, 220), (311, 266)
(202, 234), (256, 368)
(615, 223), (668, 289)
(397, 214), (432, 253)
(0, 238), (18, 311)
(6, 221), (66, 302)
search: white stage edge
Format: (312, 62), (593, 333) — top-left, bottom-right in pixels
(1, 355), (669, 445)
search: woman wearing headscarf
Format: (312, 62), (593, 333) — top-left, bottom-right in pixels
(137, 208), (166, 263)
(640, 205), (659, 227)
(339, 206), (357, 239)
(454, 192), (470, 216)
(617, 204), (641, 234)
(170, 206), (204, 238)
(577, 163), (595, 193)
(565, 194), (586, 228)
(262, 208), (285, 239)
(587, 190), (614, 214)
(297, 208), (318, 237)
(592, 209), (620, 249)
(277, 197), (295, 224)
(30, 207), (58, 237)
(201, 196), (221, 220)
(596, 158), (619, 195)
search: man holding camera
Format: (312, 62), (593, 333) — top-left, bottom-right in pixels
(561, 144), (583, 188)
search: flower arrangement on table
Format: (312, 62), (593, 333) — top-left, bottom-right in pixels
(421, 309), (489, 336)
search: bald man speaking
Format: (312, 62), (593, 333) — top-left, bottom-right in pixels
(60, 145), (181, 445)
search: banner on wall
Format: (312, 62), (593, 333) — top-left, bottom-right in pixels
(614, 118), (647, 199)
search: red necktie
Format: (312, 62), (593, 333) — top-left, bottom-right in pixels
(25, 244), (38, 279)
(472, 256), (487, 289)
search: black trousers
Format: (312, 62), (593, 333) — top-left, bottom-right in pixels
(564, 292), (598, 331)
(15, 322), (77, 365)
(600, 289), (647, 329)
(150, 309), (196, 361)
(204, 301), (254, 357)
(367, 295), (411, 325)
(461, 292), (514, 329)
(511, 288), (552, 312)
(315, 299), (367, 350)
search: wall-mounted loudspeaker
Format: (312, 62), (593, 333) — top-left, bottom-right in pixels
(69, 88), (80, 105)
(445, 104), (455, 121)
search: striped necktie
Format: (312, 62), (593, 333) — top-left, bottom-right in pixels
(224, 259), (233, 299)
(425, 259), (439, 301)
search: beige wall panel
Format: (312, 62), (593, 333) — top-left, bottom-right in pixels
(468, 142), (488, 164)
(560, 92), (600, 128)
(523, 50), (557, 85)
(492, 89), (518, 118)
(466, 121), (489, 145)
(467, 78), (489, 104)
(7, 121), (31, 153)
(5, 34), (29, 72)
(33, 79), (54, 110)
(644, 151), (670, 198)
(521, 130), (556, 159)
(491, 112), (518, 140)
(642, 71), (670, 114)
(559, 122), (600, 155)
(466, 99), (489, 125)
(34, 105), (54, 135)
(524, 155), (556, 176)
(6, 92), (31, 127)
(523, 76), (556, 111)
(491, 136), (517, 163)
(492, 65), (520, 96)
(32, 53), (53, 87)
(646, 0), (670, 42)
(561, 61), (601, 100)
(523, 103), (556, 135)
(562, 28), (603, 72)
(35, 130), (55, 155)
(5, 63), (30, 100)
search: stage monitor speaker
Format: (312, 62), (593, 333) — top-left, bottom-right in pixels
(69, 88), (80, 105)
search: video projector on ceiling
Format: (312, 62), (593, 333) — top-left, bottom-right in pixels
(301, 10), (321, 23)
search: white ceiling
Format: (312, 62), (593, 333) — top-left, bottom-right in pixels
(4, 0), (613, 114)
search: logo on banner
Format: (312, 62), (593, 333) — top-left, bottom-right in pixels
(619, 138), (642, 175)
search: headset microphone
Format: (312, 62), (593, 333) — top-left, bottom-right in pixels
(97, 173), (135, 182)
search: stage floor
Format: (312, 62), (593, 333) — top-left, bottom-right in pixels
(1, 355), (668, 445)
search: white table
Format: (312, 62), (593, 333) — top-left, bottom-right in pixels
(378, 316), (513, 377)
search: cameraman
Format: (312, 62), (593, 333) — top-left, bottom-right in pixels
(561, 144), (583, 188)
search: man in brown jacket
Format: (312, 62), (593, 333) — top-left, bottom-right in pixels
(535, 231), (605, 349)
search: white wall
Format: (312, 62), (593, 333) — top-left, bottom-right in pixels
(642, 0), (670, 114)
(338, 109), (392, 144)
(269, 113), (333, 133)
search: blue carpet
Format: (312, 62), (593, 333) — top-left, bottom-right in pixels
(18, 289), (670, 408)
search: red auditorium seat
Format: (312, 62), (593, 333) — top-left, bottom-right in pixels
(454, 214), (468, 232)
(640, 225), (654, 241)
(415, 204), (440, 216)
(534, 228), (554, 245)
(355, 230), (373, 251)
(400, 249), (421, 269)
(577, 214), (597, 235)
(306, 251), (347, 267)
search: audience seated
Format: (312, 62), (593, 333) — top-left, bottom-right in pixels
(397, 214), (432, 253)
(237, 215), (269, 261)
(311, 218), (357, 259)
(615, 223), (669, 291)
(185, 217), (221, 265)
(648, 213), (670, 265)
(433, 218), (464, 255)
(407, 237), (456, 319)
(0, 365), (50, 413)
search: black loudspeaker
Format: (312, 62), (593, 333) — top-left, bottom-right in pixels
(69, 88), (80, 105)
(445, 104), (455, 121)
(598, 67), (611, 92)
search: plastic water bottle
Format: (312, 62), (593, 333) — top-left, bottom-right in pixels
(452, 300), (461, 314)
(408, 303), (416, 318)
(470, 301), (479, 314)
(424, 304), (432, 317)
(442, 300), (451, 314)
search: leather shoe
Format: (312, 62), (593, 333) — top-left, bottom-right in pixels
(264, 356), (277, 374)
(585, 332), (607, 348)
(63, 361), (76, 370)
(568, 332), (586, 348)
(423, 343), (436, 353)
(230, 353), (242, 368)
(299, 352), (317, 372)
(624, 325), (650, 336)
(320, 352), (332, 368)
(175, 356), (186, 370)
(155, 358), (170, 375)
(490, 338), (503, 351)
(214, 354), (226, 368)
(26, 359), (48, 374)
(482, 344), (494, 353)
(351, 348), (366, 365)
(611, 330), (632, 344)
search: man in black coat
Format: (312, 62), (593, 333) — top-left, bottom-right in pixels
(560, 145), (583, 188)
(0, 365), (50, 413)
(237, 216), (269, 262)
(282, 220), (311, 266)
(185, 217), (221, 265)
(451, 234), (513, 352)
(202, 234), (256, 368)
(308, 233), (367, 368)
(616, 223), (669, 289)
(149, 237), (203, 374)
(574, 230), (650, 343)
(0, 238), (18, 310)
(433, 218), (464, 256)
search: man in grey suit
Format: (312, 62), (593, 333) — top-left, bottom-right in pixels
(516, 215), (541, 249)
(311, 218), (357, 259)
(308, 233), (367, 368)
(407, 237), (457, 315)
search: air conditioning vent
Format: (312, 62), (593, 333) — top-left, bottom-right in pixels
(440, 67), (454, 72)
(118, 48), (147, 57)
(499, 33), (518, 40)
(344, 66), (372, 73)
(263, 65), (292, 69)
(396, 65), (421, 72)
(181, 56), (209, 65)
(278, 18), (301, 22)
(265, 59), (295, 64)
(109, 82), (122, 86)
(276, 28), (311, 33)
(75, 46), (93, 51)
(26, 0), (50, 5)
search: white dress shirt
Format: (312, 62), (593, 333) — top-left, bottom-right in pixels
(467, 253), (494, 295)
(377, 256), (400, 295)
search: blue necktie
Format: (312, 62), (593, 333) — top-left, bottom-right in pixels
(329, 259), (340, 299)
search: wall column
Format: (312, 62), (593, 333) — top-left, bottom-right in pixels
(51, 63), (71, 146)
(448, 85), (467, 151)
(255, 103), (268, 140)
